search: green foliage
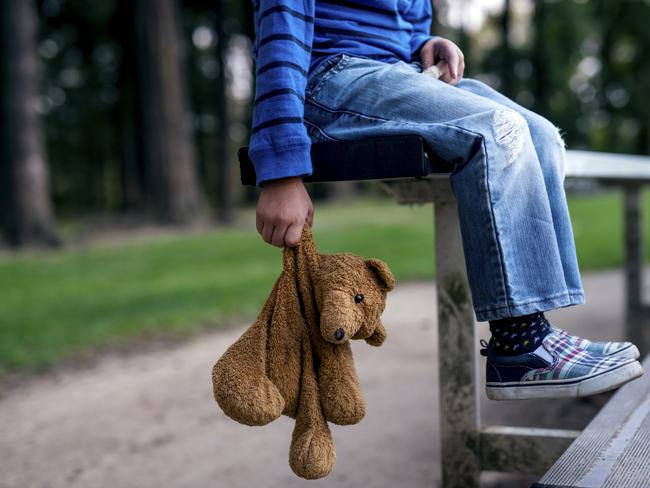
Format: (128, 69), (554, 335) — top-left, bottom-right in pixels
(468, 0), (650, 154)
(31, 1), (650, 214)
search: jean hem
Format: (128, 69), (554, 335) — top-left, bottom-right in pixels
(474, 291), (585, 322)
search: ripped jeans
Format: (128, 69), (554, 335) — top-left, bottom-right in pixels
(304, 54), (585, 321)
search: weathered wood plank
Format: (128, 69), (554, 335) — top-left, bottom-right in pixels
(564, 150), (650, 180)
(433, 181), (481, 488)
(533, 355), (650, 488)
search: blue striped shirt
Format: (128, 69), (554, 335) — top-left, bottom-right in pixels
(249, 0), (434, 185)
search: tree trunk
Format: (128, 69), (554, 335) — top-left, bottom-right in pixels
(115, 0), (146, 211)
(215, 0), (234, 224)
(134, 0), (203, 224)
(0, 0), (58, 246)
(499, 0), (514, 96)
(531, 1), (548, 114)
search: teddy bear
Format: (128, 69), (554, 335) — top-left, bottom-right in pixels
(212, 224), (394, 479)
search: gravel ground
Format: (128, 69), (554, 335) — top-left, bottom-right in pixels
(0, 269), (637, 488)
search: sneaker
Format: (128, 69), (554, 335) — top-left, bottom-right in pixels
(481, 330), (644, 401)
(551, 326), (640, 359)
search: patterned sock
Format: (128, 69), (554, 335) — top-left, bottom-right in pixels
(488, 312), (552, 355)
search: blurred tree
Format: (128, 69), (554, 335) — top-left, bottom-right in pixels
(476, 0), (591, 149)
(530, 0), (589, 145)
(531, 0), (549, 109)
(215, 0), (234, 223)
(0, 0), (58, 246)
(498, 0), (514, 96)
(623, 2), (650, 155)
(134, 0), (204, 224)
(115, 0), (145, 211)
(590, 0), (650, 155)
(2, 0), (646, 235)
(38, 1), (122, 214)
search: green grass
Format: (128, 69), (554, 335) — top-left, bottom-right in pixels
(0, 192), (645, 372)
(570, 191), (625, 270)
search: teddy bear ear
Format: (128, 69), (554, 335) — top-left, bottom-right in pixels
(365, 258), (395, 291)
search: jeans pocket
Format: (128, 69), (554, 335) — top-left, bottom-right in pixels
(304, 119), (338, 142)
(306, 54), (350, 103)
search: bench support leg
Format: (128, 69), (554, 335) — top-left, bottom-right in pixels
(383, 178), (582, 485)
(623, 184), (649, 355)
(434, 194), (481, 488)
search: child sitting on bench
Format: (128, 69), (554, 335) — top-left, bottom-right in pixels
(249, 0), (643, 400)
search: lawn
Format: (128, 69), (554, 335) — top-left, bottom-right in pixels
(0, 192), (642, 372)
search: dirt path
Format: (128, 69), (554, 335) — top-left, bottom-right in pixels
(0, 271), (634, 488)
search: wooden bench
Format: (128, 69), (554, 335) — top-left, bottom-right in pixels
(238, 136), (650, 488)
(532, 355), (650, 487)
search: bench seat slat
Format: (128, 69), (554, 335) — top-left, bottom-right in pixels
(532, 355), (650, 488)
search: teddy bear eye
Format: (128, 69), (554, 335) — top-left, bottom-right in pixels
(354, 293), (364, 304)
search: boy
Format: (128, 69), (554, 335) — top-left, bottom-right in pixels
(249, 0), (643, 399)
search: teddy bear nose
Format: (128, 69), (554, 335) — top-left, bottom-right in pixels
(334, 328), (345, 341)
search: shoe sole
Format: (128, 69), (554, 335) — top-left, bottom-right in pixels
(486, 360), (644, 401)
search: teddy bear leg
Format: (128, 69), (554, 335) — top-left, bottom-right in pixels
(318, 342), (366, 425)
(289, 336), (336, 479)
(212, 294), (285, 426)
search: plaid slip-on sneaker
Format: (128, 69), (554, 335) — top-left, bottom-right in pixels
(480, 330), (644, 401)
(551, 326), (640, 359)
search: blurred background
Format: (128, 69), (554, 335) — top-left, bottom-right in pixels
(2, 1), (650, 486)
(3, 0), (649, 370)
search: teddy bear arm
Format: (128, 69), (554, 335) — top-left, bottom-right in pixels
(267, 301), (305, 417)
(212, 279), (288, 426)
(316, 341), (366, 425)
(212, 314), (285, 426)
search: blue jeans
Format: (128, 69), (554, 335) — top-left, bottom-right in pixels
(304, 54), (585, 321)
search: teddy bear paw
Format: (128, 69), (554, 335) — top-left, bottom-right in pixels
(289, 427), (336, 480)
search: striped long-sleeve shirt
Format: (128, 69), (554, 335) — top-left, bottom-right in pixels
(249, 0), (434, 185)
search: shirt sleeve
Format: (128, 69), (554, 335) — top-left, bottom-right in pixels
(248, 0), (315, 186)
(404, 0), (435, 60)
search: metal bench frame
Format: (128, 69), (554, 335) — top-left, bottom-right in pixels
(239, 137), (650, 487)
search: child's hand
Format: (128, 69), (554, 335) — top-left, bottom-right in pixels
(256, 177), (314, 247)
(419, 37), (465, 85)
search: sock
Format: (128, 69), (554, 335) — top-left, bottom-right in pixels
(488, 312), (552, 355)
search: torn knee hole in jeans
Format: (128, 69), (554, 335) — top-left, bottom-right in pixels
(493, 109), (526, 164)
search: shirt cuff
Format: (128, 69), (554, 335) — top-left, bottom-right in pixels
(249, 143), (313, 186)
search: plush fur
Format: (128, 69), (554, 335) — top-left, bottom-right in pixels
(212, 225), (394, 479)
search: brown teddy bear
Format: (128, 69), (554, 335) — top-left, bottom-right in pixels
(212, 224), (394, 479)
